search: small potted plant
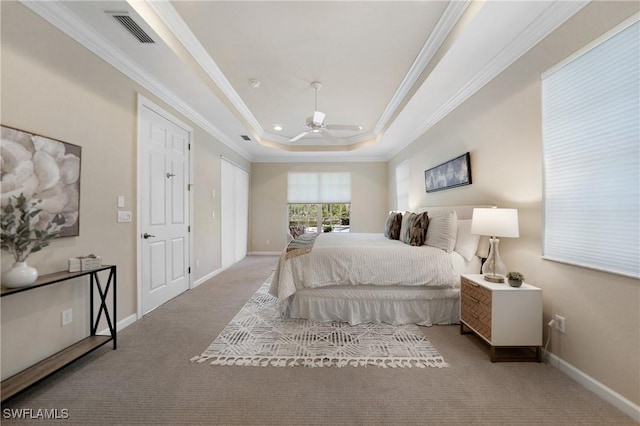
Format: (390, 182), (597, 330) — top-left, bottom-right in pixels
(506, 271), (524, 288)
(1, 194), (65, 288)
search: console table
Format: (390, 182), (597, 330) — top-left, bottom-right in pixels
(1, 265), (117, 401)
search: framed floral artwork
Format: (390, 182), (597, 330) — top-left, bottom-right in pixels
(1, 125), (81, 237)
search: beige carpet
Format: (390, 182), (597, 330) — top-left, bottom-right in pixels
(1, 255), (636, 425)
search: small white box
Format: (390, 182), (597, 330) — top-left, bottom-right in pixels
(68, 258), (81, 272)
(69, 256), (103, 271)
(81, 256), (102, 271)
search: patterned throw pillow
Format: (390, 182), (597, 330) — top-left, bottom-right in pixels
(383, 211), (402, 240)
(425, 210), (458, 252)
(400, 212), (416, 244)
(409, 212), (430, 246)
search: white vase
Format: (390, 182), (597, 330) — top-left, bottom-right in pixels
(2, 261), (39, 288)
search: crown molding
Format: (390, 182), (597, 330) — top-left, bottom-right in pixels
(20, 0), (253, 161)
(251, 153), (388, 163)
(373, 0), (471, 135)
(385, 0), (588, 160)
(146, 1), (265, 135)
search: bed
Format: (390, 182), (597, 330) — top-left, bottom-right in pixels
(269, 205), (491, 326)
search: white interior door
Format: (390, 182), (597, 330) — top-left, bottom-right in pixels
(139, 102), (191, 315)
(221, 158), (249, 269)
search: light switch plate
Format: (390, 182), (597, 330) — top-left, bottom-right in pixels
(117, 195), (125, 208)
(117, 211), (132, 223)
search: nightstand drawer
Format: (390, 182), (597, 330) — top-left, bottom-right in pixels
(461, 276), (492, 341)
(461, 277), (492, 305)
(461, 309), (492, 341)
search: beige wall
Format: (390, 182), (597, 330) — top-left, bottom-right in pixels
(388, 2), (640, 404)
(2, 0), (637, 409)
(0, 2), (248, 379)
(250, 162), (387, 252)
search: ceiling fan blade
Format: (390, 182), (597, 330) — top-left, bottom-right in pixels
(312, 111), (326, 125)
(325, 124), (363, 131)
(319, 129), (339, 143)
(289, 131), (309, 142)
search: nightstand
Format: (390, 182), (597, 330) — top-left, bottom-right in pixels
(460, 274), (542, 362)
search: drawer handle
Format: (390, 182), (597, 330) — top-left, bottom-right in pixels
(468, 295), (480, 304)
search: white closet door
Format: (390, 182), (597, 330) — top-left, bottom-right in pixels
(234, 166), (249, 262)
(221, 158), (249, 269)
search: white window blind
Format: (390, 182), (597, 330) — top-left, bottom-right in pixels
(541, 18), (639, 278)
(287, 172), (351, 203)
(395, 160), (410, 211)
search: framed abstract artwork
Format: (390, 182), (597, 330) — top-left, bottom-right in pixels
(1, 125), (82, 237)
(424, 152), (472, 193)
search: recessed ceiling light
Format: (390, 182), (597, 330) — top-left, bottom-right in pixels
(273, 125), (283, 131)
(248, 79), (261, 88)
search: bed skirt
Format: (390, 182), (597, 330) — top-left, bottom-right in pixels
(285, 286), (460, 326)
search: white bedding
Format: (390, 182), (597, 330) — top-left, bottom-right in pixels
(269, 233), (460, 312)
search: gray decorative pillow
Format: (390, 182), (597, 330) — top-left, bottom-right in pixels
(425, 210), (458, 252)
(409, 212), (429, 246)
(383, 211), (402, 240)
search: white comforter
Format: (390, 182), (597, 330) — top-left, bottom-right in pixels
(269, 233), (458, 309)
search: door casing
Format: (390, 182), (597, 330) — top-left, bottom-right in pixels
(136, 94), (194, 319)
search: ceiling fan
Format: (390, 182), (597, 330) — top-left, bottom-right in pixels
(289, 81), (362, 143)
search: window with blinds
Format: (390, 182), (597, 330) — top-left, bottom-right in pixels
(395, 160), (410, 211)
(287, 172), (351, 203)
(287, 172), (351, 234)
(541, 18), (639, 278)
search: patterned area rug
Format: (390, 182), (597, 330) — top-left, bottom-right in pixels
(192, 275), (449, 368)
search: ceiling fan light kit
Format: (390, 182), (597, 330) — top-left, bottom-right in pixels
(289, 81), (361, 143)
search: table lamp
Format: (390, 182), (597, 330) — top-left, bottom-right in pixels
(471, 208), (519, 283)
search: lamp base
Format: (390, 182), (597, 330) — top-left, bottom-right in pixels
(483, 274), (505, 283)
(482, 237), (507, 284)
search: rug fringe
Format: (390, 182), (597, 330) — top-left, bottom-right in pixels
(191, 355), (449, 369)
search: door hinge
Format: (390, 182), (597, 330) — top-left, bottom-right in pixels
(188, 143), (191, 150)
(188, 267), (191, 274)
(188, 226), (191, 232)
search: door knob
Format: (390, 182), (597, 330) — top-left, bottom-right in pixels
(143, 233), (156, 239)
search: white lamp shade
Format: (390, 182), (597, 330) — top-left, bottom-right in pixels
(471, 208), (519, 238)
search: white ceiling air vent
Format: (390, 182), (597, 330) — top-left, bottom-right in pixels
(106, 11), (155, 44)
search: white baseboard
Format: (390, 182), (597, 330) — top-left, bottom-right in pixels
(248, 251), (281, 256)
(547, 352), (640, 421)
(192, 268), (222, 288)
(98, 313), (137, 336)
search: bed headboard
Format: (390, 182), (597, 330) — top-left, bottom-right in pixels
(415, 205), (494, 258)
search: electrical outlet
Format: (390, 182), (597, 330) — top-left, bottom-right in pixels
(62, 308), (73, 326)
(554, 314), (566, 333)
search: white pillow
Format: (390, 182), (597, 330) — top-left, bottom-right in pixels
(425, 210), (458, 253)
(454, 219), (481, 261)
